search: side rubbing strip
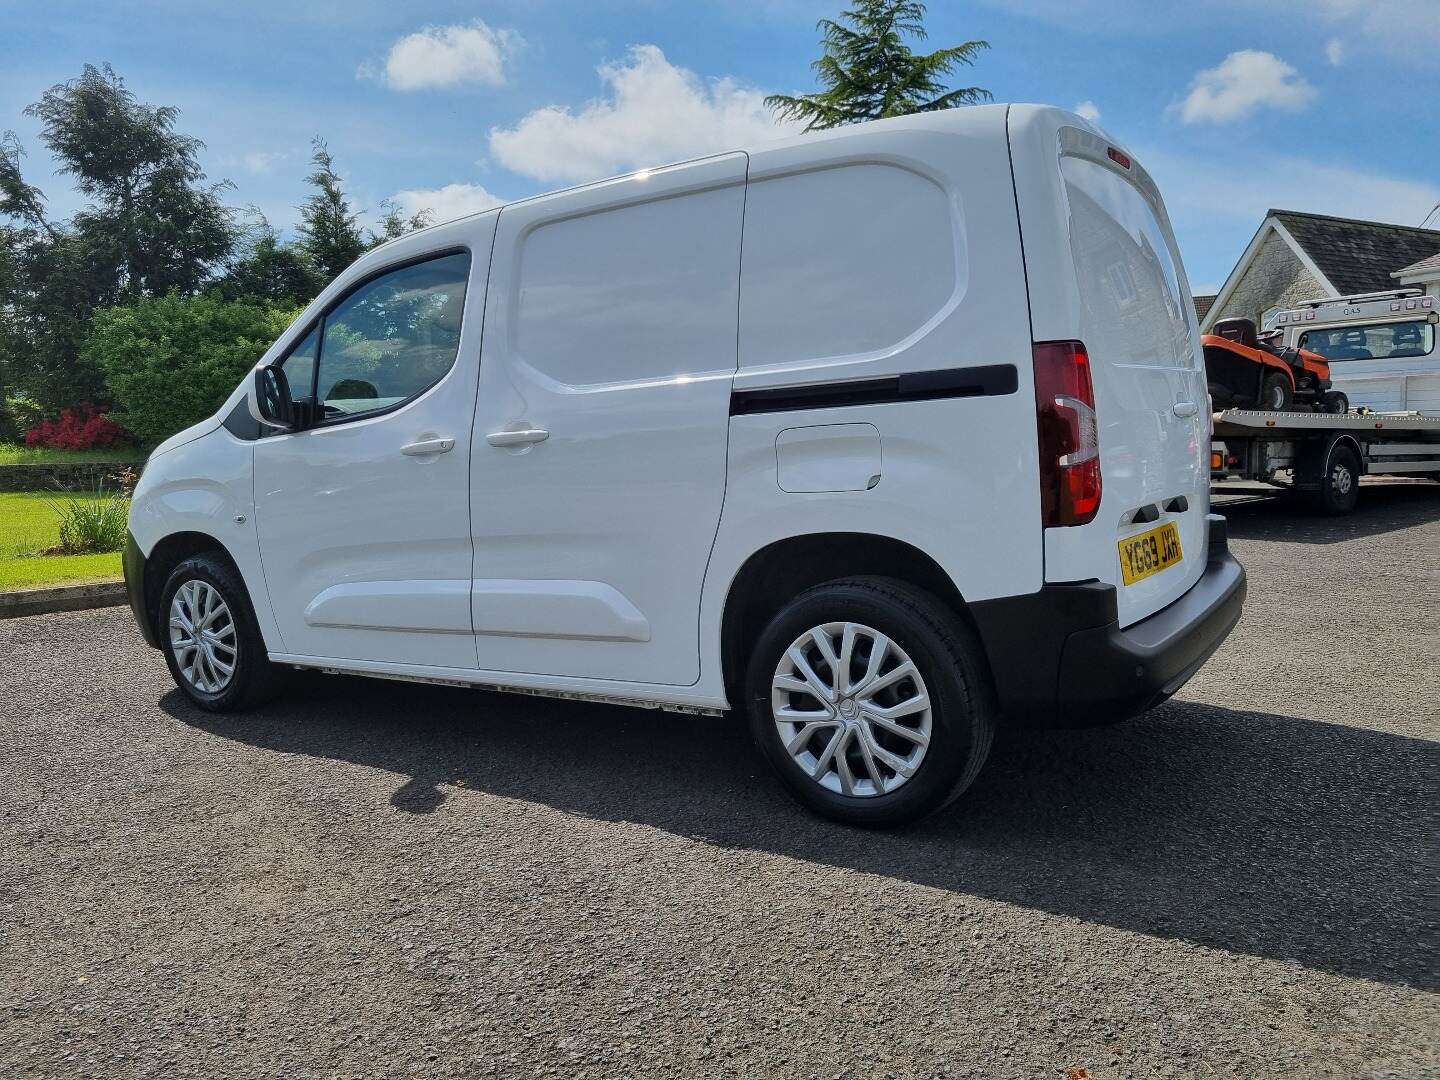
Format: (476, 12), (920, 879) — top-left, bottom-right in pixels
(730, 364), (1018, 416)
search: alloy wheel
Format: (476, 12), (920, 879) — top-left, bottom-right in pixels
(169, 580), (238, 694)
(770, 621), (932, 797)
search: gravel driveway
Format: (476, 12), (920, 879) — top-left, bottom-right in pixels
(2, 485), (1437, 1079)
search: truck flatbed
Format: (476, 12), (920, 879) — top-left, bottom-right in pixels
(1213, 409), (1440, 436)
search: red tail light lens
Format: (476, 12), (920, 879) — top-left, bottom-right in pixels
(1034, 340), (1102, 527)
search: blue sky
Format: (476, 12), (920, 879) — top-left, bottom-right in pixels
(4, 0), (1438, 292)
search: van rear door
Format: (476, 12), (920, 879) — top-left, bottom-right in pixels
(1009, 106), (1209, 628)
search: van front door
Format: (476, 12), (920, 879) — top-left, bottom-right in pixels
(254, 228), (494, 669)
(468, 154), (747, 686)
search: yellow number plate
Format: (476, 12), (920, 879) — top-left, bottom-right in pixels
(1118, 522), (1183, 586)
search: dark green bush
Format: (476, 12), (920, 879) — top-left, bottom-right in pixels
(84, 294), (301, 446)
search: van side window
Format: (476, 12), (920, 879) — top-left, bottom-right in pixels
(513, 188), (744, 385)
(315, 251), (471, 421)
(739, 164), (957, 369)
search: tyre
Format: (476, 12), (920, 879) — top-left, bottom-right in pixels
(1322, 390), (1349, 414)
(1260, 372), (1293, 411)
(1308, 443), (1361, 516)
(745, 577), (995, 828)
(158, 553), (283, 711)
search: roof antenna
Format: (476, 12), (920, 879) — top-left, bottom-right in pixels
(1420, 201), (1440, 230)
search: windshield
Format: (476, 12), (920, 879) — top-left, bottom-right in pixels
(1299, 320), (1435, 362)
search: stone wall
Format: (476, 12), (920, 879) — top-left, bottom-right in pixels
(0, 461), (143, 493)
(1209, 231), (1329, 329)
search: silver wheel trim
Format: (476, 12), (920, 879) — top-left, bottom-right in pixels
(1331, 460), (1353, 495)
(169, 580), (238, 694)
(771, 621), (933, 798)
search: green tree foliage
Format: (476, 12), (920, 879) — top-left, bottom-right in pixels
(296, 139), (367, 282)
(220, 218), (323, 306)
(84, 293), (299, 445)
(766, 0), (990, 130)
(0, 65), (238, 411)
(373, 198), (433, 246)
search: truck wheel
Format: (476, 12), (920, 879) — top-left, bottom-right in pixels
(745, 577), (995, 828)
(159, 553), (283, 712)
(1309, 444), (1361, 516)
(1322, 390), (1349, 414)
(1260, 372), (1293, 411)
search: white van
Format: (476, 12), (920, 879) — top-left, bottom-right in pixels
(124, 105), (1245, 827)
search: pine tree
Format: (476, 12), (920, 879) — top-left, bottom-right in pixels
(295, 139), (366, 282)
(767, 1), (990, 131)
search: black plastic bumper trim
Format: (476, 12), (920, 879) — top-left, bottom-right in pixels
(123, 532), (160, 649)
(971, 514), (1246, 725)
(730, 364), (1018, 416)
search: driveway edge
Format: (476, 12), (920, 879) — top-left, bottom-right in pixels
(0, 581), (127, 619)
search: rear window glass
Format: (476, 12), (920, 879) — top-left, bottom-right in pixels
(1060, 155), (1193, 367)
(1299, 320), (1435, 362)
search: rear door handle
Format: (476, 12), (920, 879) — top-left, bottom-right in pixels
(1172, 401), (1199, 418)
(486, 428), (549, 448)
(401, 437), (455, 456)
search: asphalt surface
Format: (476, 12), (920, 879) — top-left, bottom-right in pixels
(2, 484), (1437, 1079)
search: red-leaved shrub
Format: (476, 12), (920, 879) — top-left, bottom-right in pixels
(24, 403), (130, 451)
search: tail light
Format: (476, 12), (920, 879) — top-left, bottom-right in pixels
(1034, 340), (1102, 527)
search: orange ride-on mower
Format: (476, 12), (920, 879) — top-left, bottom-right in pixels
(1202, 317), (1348, 413)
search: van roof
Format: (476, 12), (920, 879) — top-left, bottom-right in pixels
(378, 103), (1104, 249)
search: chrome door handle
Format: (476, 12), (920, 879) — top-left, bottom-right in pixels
(1172, 401), (1199, 418)
(401, 437), (455, 456)
(486, 428), (549, 448)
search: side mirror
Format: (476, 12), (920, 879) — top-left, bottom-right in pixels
(248, 365), (296, 431)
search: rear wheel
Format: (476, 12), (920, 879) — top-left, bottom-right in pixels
(1308, 443), (1361, 516)
(1322, 390), (1349, 414)
(159, 554), (283, 711)
(746, 577), (994, 828)
(1260, 372), (1293, 411)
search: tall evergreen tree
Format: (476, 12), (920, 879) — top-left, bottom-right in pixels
(220, 216), (322, 306)
(0, 67), (237, 410)
(766, 1), (990, 131)
(295, 139), (367, 282)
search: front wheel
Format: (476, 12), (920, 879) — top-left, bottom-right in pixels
(1308, 444), (1361, 516)
(1260, 372), (1293, 411)
(1322, 390), (1349, 414)
(746, 577), (995, 828)
(159, 553), (283, 711)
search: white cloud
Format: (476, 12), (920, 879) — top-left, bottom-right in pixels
(1325, 38), (1345, 66)
(1073, 100), (1101, 123)
(489, 45), (798, 185)
(1176, 50), (1317, 124)
(366, 20), (518, 91)
(390, 183), (506, 224)
(1143, 146), (1440, 229)
(240, 150), (287, 174)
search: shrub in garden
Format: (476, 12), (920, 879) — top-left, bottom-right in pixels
(85, 294), (301, 446)
(23, 402), (130, 451)
(45, 482), (130, 555)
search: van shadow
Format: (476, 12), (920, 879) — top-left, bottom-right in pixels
(1219, 481), (1439, 544)
(163, 680), (1436, 991)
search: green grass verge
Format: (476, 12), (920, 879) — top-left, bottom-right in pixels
(0, 443), (147, 465)
(0, 492), (124, 591)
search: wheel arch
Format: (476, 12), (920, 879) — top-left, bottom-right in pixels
(138, 531), (246, 647)
(718, 531), (978, 707)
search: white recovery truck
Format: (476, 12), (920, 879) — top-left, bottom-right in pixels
(1210, 288), (1440, 514)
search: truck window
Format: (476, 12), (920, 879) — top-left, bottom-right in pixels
(739, 163), (957, 369)
(315, 252), (471, 420)
(1299, 320), (1435, 362)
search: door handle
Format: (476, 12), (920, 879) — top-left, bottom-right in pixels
(486, 428), (549, 448)
(1172, 401), (1200, 418)
(401, 437), (455, 456)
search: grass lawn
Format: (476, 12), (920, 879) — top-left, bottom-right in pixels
(0, 443), (147, 465)
(0, 492), (123, 591)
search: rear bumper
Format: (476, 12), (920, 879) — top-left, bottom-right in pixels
(971, 514), (1246, 725)
(123, 531), (160, 649)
